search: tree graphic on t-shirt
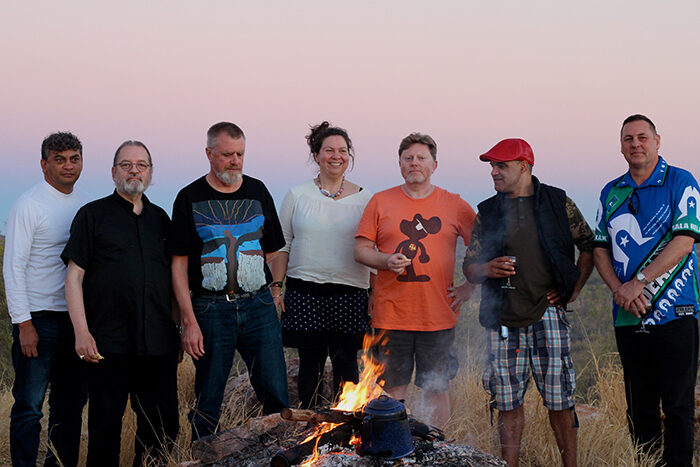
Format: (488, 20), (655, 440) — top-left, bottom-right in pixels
(193, 199), (266, 293)
(393, 214), (441, 282)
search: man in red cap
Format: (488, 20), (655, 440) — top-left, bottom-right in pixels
(463, 138), (593, 467)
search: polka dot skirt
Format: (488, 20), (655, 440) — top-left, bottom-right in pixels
(282, 288), (369, 335)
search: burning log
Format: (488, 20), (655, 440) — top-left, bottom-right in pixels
(270, 422), (356, 467)
(280, 407), (358, 425)
(281, 407), (445, 442)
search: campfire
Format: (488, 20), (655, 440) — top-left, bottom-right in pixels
(188, 332), (507, 466)
(269, 332), (504, 467)
(300, 332), (388, 465)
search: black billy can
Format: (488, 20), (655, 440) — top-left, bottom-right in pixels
(357, 395), (414, 459)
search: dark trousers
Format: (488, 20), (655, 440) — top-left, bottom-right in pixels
(10, 311), (87, 467)
(615, 317), (699, 467)
(86, 352), (179, 467)
(298, 337), (360, 408)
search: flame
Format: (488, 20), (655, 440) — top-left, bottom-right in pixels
(334, 332), (386, 412)
(301, 436), (322, 466)
(299, 331), (387, 466)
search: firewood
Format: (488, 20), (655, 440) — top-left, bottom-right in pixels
(191, 414), (289, 463)
(280, 407), (358, 424)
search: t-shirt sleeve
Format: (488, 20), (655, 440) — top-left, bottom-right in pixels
(566, 197), (594, 253)
(355, 194), (379, 243)
(260, 184), (285, 253)
(278, 189), (295, 254)
(462, 213), (483, 270)
(671, 170), (700, 242)
(61, 206), (93, 270)
(169, 189), (192, 256)
(3, 197), (38, 323)
(456, 197), (477, 246)
(593, 187), (611, 248)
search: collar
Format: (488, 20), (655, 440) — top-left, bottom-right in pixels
(110, 190), (150, 213)
(617, 156), (668, 189)
(41, 179), (75, 199)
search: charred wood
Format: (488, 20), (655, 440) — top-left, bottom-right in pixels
(270, 422), (355, 467)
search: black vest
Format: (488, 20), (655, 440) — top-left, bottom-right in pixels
(477, 176), (580, 329)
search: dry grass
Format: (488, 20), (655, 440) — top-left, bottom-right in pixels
(0, 357), (257, 466)
(0, 355), (696, 466)
(442, 360), (668, 466)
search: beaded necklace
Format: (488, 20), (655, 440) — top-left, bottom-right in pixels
(315, 175), (345, 199)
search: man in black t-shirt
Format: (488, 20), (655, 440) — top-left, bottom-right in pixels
(63, 141), (179, 466)
(171, 122), (288, 440)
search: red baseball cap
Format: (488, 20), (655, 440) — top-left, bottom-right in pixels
(479, 138), (534, 165)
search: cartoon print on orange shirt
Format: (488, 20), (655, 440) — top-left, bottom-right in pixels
(394, 214), (442, 282)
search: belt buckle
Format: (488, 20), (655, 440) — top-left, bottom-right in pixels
(224, 290), (257, 302)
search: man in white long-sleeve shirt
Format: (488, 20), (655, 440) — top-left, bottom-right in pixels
(3, 132), (91, 467)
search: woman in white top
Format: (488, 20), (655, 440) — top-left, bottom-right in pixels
(270, 122), (373, 408)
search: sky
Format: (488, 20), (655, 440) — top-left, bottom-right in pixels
(2, 1), (700, 232)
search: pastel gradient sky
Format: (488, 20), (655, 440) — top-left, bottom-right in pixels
(2, 1), (700, 231)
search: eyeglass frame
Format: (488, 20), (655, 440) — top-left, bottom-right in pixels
(114, 161), (152, 171)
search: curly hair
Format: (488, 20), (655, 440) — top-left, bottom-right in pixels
(41, 132), (82, 160)
(306, 121), (355, 168)
(398, 133), (437, 160)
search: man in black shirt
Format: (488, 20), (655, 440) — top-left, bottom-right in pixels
(63, 141), (179, 466)
(171, 122), (288, 440)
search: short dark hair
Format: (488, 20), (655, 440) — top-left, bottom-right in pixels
(306, 121), (355, 168)
(621, 114), (657, 136)
(207, 122), (245, 148)
(41, 132), (82, 160)
(113, 140), (152, 166)
(398, 133), (437, 160)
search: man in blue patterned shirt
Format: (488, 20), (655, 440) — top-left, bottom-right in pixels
(593, 114), (700, 466)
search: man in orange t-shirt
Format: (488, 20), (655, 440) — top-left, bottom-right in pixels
(354, 132), (476, 428)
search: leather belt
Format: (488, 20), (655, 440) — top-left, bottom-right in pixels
(194, 287), (265, 302)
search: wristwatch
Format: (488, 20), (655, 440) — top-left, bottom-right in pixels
(636, 271), (651, 286)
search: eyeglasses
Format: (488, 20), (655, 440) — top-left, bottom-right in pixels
(627, 189), (640, 215)
(114, 161), (152, 171)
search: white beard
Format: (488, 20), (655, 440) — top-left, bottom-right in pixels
(114, 176), (148, 196)
(215, 170), (242, 185)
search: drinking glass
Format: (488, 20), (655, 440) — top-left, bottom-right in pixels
(501, 256), (517, 290)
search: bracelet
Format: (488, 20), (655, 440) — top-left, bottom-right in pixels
(270, 281), (283, 288)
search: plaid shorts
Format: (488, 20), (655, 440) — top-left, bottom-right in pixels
(482, 307), (576, 411)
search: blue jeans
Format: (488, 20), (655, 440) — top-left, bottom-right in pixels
(11, 311), (87, 467)
(189, 289), (289, 439)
